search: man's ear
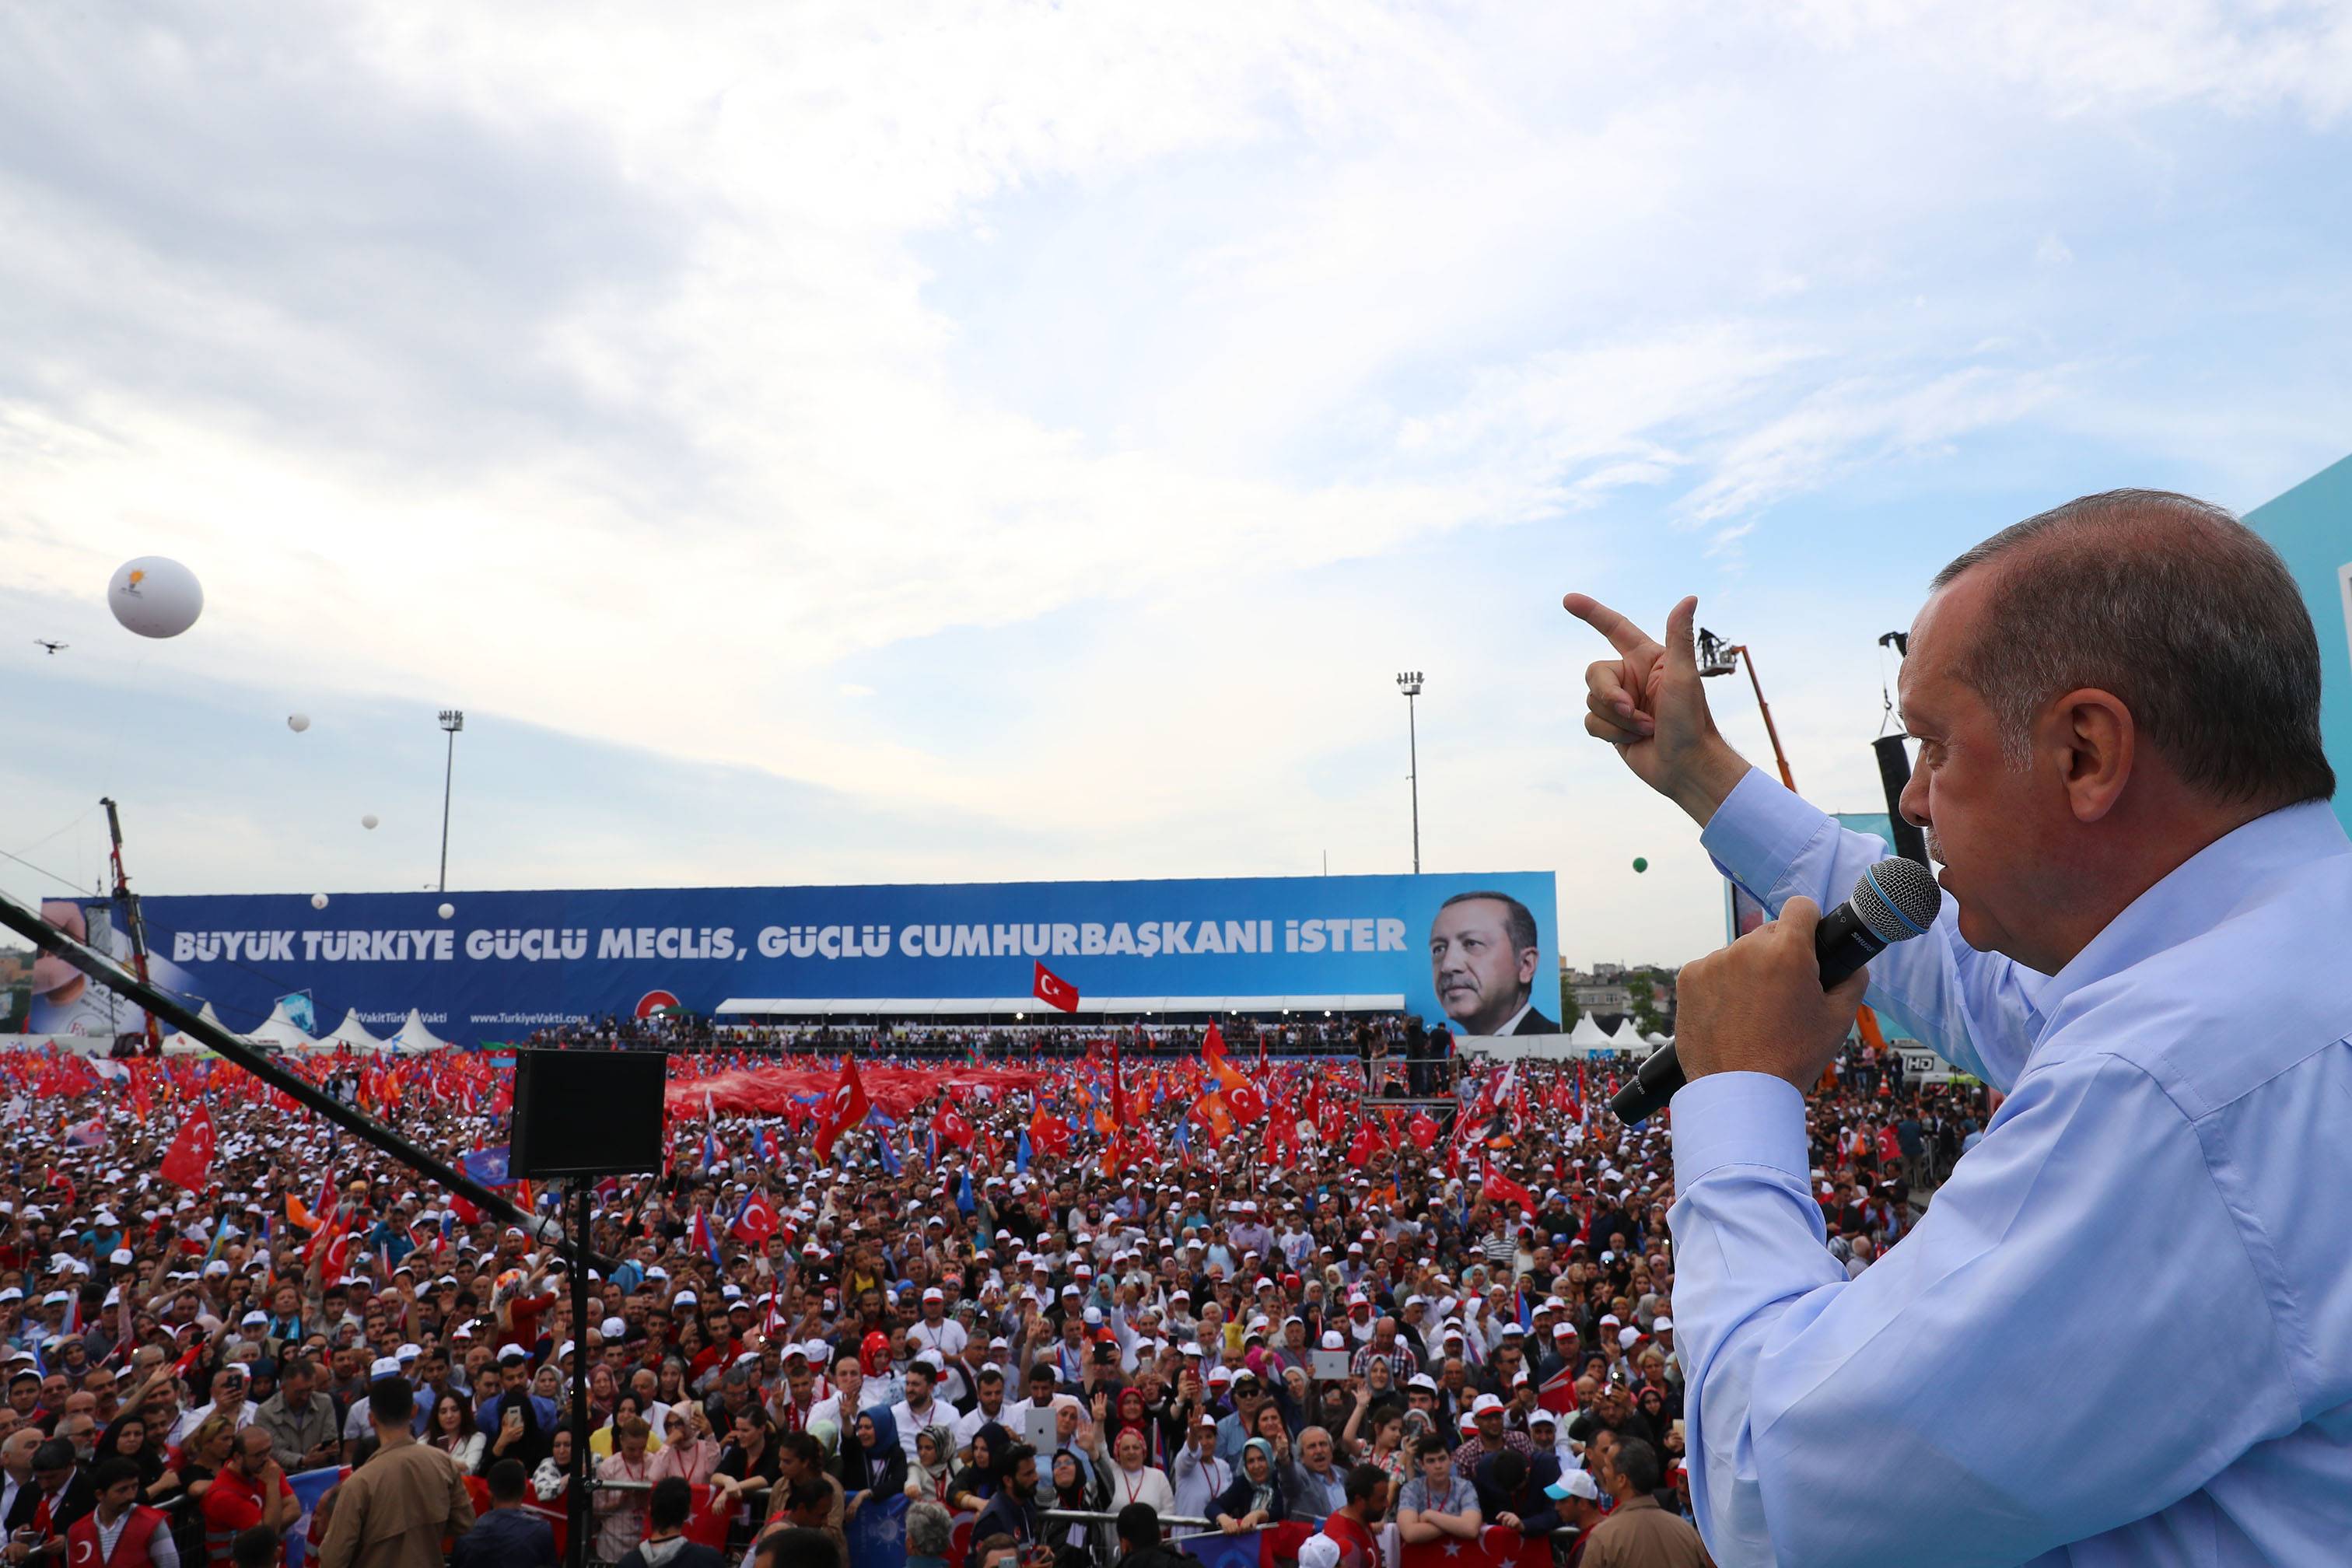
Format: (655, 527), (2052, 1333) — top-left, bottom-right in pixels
(2040, 688), (2135, 824)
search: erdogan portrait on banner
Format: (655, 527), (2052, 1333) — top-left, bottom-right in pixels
(1429, 889), (1556, 1037)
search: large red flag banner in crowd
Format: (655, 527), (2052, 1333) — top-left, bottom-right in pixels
(158, 1099), (215, 1191)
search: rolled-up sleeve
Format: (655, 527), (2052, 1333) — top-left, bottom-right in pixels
(1670, 1054), (2298, 1568)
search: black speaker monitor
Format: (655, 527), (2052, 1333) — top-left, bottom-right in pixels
(509, 1049), (670, 1178)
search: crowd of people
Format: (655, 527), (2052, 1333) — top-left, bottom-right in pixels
(524, 1015), (1470, 1071)
(0, 1015), (1980, 1567)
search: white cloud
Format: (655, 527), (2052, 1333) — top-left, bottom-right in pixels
(2, 1), (2347, 964)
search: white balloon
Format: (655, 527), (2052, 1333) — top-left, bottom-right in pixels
(437, 903), (455, 920)
(360, 814), (379, 830)
(287, 714), (310, 733)
(107, 557), (204, 639)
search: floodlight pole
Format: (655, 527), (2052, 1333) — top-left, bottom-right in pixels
(437, 709), (464, 894)
(1396, 672), (1423, 873)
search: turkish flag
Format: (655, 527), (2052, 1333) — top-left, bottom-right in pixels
(1029, 1107), (1073, 1158)
(1408, 1111), (1440, 1150)
(933, 1102), (976, 1150)
(1202, 1020), (1265, 1123)
(1346, 1120), (1384, 1169)
(731, 1192), (780, 1246)
(814, 1057), (871, 1161)
(1032, 961), (1080, 1013)
(1482, 1156), (1538, 1216)
(159, 1102), (215, 1192)
(1537, 1363), (1580, 1415)
(1401, 1529), (1555, 1568)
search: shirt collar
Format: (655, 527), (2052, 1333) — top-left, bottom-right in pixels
(2032, 800), (2350, 1032)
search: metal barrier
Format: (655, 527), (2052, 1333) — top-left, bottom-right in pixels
(1042, 1507), (1218, 1568)
(1044, 1508), (1215, 1529)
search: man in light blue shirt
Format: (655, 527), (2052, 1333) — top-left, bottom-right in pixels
(1566, 489), (2351, 1567)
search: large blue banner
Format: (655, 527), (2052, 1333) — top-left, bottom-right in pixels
(24, 870), (1557, 1045)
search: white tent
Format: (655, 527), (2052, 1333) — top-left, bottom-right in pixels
(1608, 1017), (1647, 1047)
(1566, 1014), (1614, 1048)
(244, 1000), (319, 1052)
(387, 1010), (450, 1053)
(320, 1009), (390, 1053)
(1644, 1031), (1672, 1047)
(158, 1001), (229, 1056)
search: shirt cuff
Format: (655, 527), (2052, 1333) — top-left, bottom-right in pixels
(1671, 1071), (1811, 1188)
(1698, 767), (1829, 903)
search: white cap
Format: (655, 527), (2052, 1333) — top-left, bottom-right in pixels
(1471, 1393), (1506, 1416)
(1320, 1331), (1346, 1350)
(1297, 1536), (1342, 1568)
(369, 1356), (404, 1380)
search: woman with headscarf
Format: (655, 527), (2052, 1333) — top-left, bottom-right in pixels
(947, 1421), (1009, 1515)
(1106, 1385), (1169, 1470)
(1213, 1437), (1289, 1535)
(1086, 1421), (1174, 1518)
(97, 1413), (164, 1493)
(905, 1422), (956, 1503)
(1048, 1447), (1105, 1568)
(841, 1406), (908, 1520)
(648, 1404), (720, 1487)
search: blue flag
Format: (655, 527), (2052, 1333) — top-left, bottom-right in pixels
(1178, 1529), (1265, 1568)
(754, 1125), (776, 1166)
(876, 1134), (901, 1178)
(846, 1493), (911, 1568)
(1016, 1127), (1032, 1174)
(282, 1464), (345, 1567)
(957, 1167), (975, 1215)
(460, 1146), (510, 1185)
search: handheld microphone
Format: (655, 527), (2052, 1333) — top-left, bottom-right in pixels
(1610, 856), (1941, 1125)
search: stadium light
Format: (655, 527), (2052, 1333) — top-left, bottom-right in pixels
(436, 709), (464, 894)
(1395, 671), (1423, 873)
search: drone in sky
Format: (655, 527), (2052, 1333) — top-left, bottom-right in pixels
(33, 639), (67, 656)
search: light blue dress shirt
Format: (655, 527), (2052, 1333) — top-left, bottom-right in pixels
(1671, 768), (2352, 1568)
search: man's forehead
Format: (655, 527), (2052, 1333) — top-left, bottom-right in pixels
(1432, 899), (1508, 938)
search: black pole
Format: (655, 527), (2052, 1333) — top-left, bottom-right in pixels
(1871, 735), (1930, 866)
(567, 1181), (593, 1568)
(439, 726), (457, 894)
(0, 886), (612, 1270)
(1406, 694), (1420, 874)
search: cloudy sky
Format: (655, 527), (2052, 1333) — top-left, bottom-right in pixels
(4, 1), (2348, 969)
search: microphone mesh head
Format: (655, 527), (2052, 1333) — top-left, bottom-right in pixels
(1849, 856), (1942, 944)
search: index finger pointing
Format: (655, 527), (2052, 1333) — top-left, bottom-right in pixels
(1562, 593), (1660, 657)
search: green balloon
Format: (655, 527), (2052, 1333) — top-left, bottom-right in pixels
(1632, 856), (1649, 873)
